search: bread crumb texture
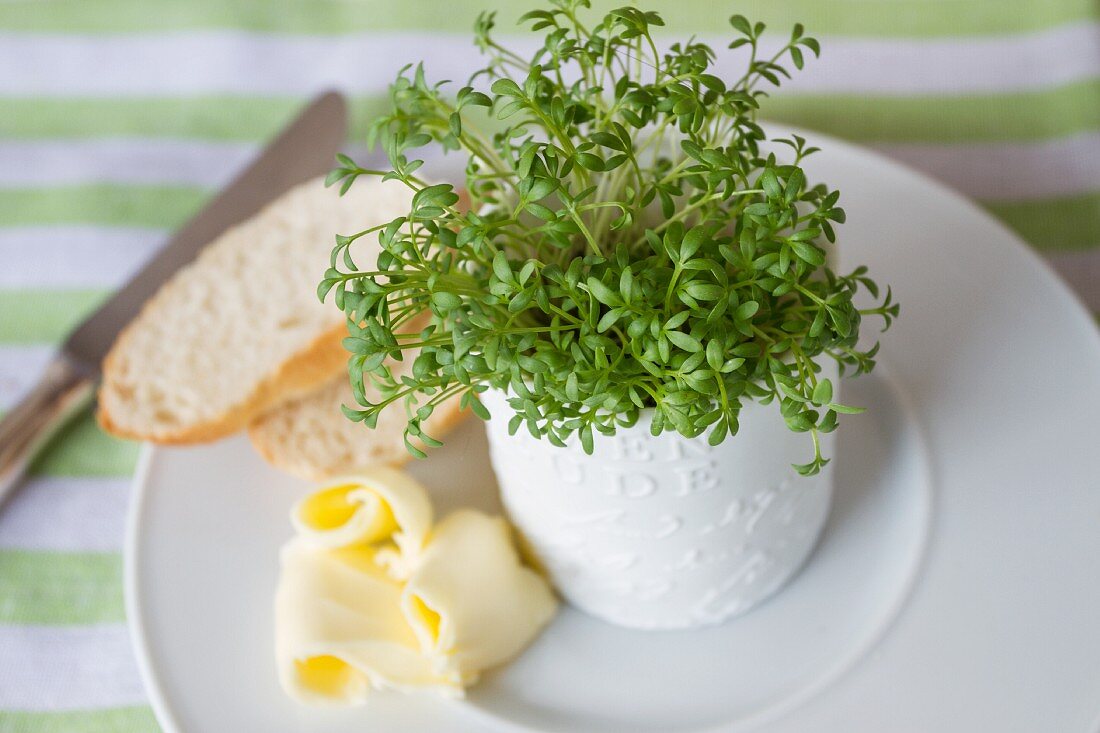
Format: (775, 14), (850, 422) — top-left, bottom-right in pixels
(98, 176), (413, 443)
(249, 354), (466, 480)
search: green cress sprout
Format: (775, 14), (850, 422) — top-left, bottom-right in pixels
(321, 1), (898, 476)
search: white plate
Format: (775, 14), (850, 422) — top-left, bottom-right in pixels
(126, 133), (1100, 732)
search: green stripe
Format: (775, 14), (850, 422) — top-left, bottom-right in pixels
(984, 192), (1100, 251)
(0, 549), (124, 624)
(0, 0), (1093, 36)
(762, 79), (1100, 144)
(30, 410), (140, 478)
(0, 96), (392, 143)
(4, 83), (1100, 144)
(0, 289), (110, 344)
(0, 708), (160, 733)
(0, 186), (207, 229)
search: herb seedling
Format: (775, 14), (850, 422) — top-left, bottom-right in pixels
(322, 1), (898, 475)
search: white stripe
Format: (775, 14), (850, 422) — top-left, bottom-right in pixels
(0, 344), (54, 411)
(0, 139), (381, 189)
(0, 624), (145, 709)
(773, 22), (1100, 95)
(871, 132), (1100, 201)
(1, 23), (1097, 97)
(0, 477), (132, 552)
(2, 132), (1096, 203)
(1, 31), (513, 96)
(0, 139), (254, 189)
(0, 131), (1095, 203)
(0, 226), (165, 288)
(1046, 250), (1100, 312)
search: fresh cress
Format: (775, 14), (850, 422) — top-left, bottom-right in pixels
(321, 1), (898, 475)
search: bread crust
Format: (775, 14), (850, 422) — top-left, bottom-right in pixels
(246, 382), (468, 481)
(97, 321), (347, 444)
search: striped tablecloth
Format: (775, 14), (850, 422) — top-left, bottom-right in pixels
(0, 1), (1097, 730)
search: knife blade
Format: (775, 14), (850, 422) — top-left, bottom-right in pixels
(0, 91), (349, 505)
(65, 90), (348, 371)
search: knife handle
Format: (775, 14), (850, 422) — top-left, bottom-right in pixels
(0, 355), (96, 506)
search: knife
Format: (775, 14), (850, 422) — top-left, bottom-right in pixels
(0, 91), (348, 505)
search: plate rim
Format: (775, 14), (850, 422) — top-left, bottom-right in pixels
(125, 444), (187, 733)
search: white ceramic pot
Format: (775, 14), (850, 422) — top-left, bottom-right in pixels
(481, 367), (836, 630)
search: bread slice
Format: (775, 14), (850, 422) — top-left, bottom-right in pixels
(98, 176), (413, 444)
(248, 360), (467, 481)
